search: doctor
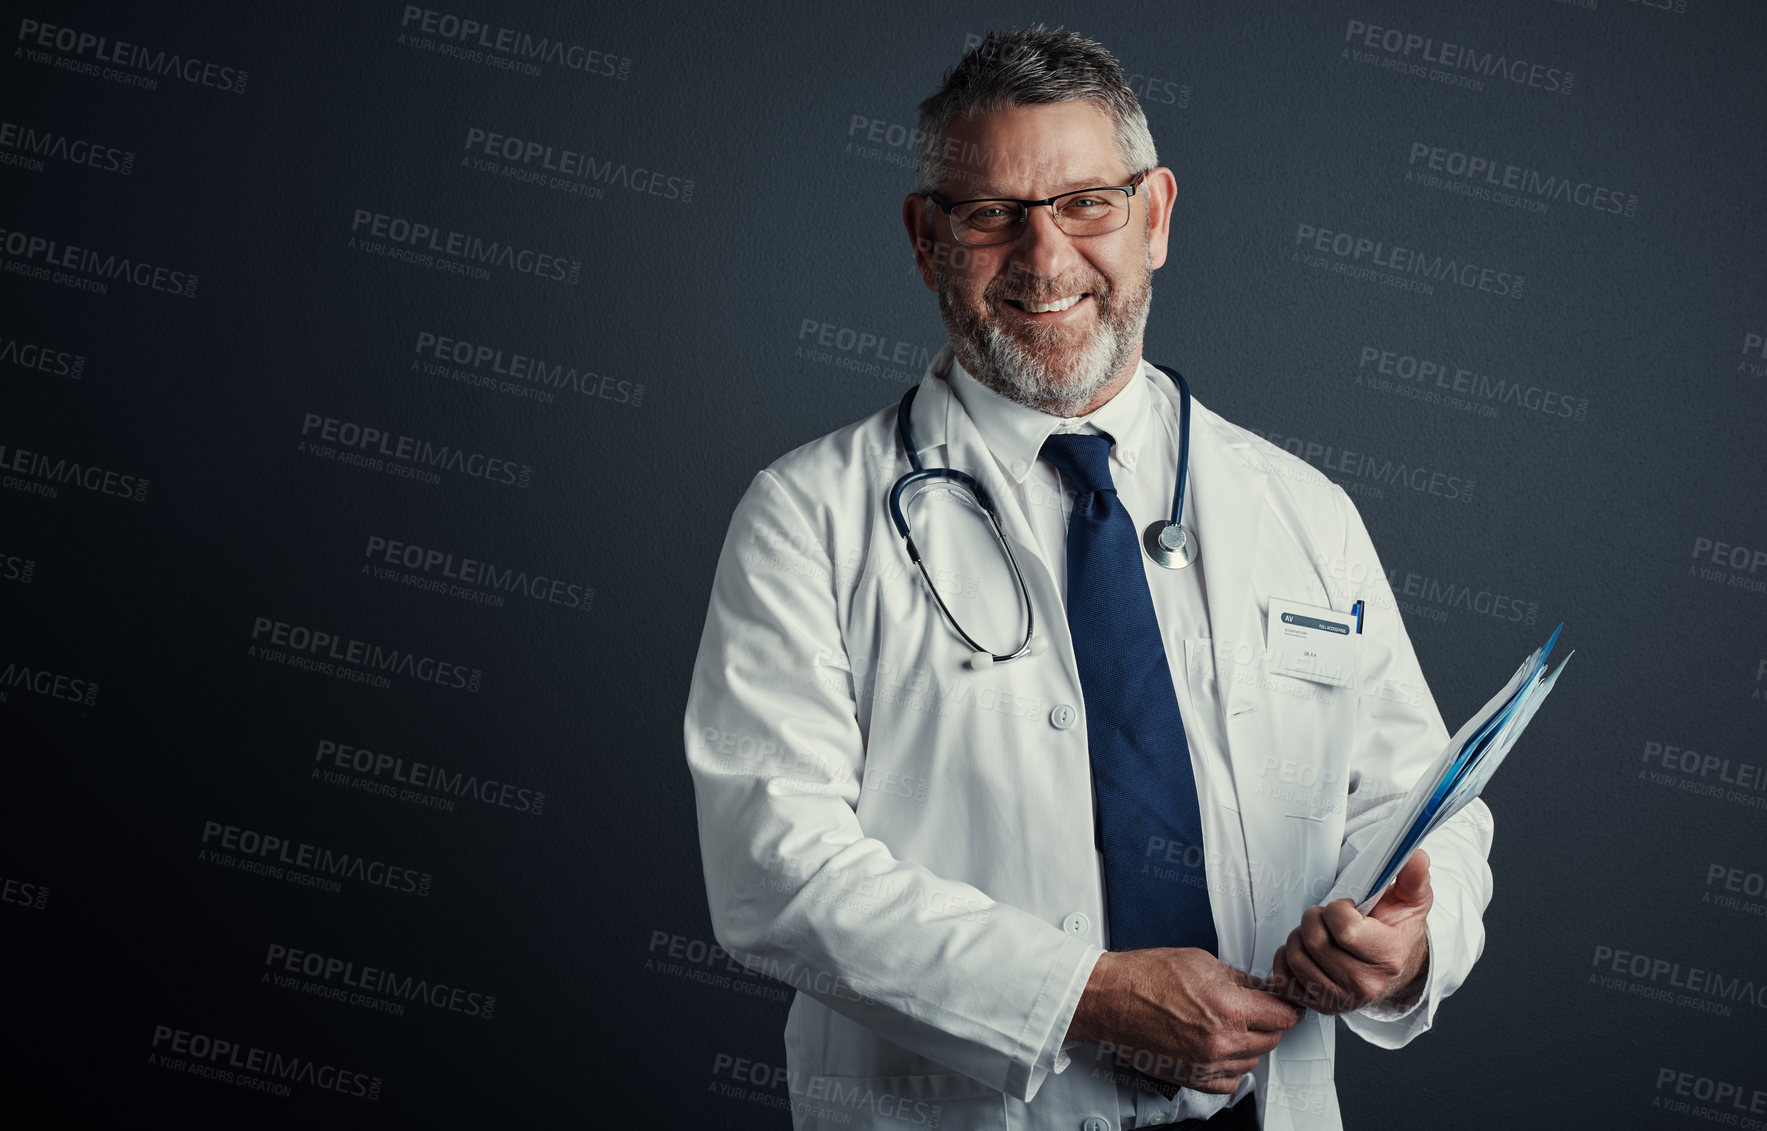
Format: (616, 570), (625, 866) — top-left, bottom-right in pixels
(685, 27), (1493, 1131)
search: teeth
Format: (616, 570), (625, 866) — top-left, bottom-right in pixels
(1021, 295), (1082, 313)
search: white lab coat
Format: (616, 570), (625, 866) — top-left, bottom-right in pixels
(684, 355), (1494, 1130)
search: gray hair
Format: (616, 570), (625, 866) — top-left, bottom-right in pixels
(914, 26), (1158, 195)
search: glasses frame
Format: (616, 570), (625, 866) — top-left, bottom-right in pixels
(925, 170), (1150, 247)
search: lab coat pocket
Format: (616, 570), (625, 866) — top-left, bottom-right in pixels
(798, 1071), (1003, 1130)
(1274, 1008), (1336, 1098)
(1283, 811), (1336, 912)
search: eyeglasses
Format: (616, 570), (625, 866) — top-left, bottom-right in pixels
(926, 171), (1148, 247)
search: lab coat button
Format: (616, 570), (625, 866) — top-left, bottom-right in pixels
(1081, 1117), (1111, 1131)
(1050, 704), (1078, 730)
(1122, 448), (1138, 467)
(1061, 911), (1090, 936)
(1012, 458), (1029, 477)
(1146, 1115), (1169, 1126)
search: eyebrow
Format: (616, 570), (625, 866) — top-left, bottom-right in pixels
(961, 175), (1126, 198)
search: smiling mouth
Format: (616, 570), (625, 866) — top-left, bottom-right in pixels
(1006, 293), (1089, 314)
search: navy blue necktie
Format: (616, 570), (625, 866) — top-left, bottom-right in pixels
(1040, 432), (1217, 954)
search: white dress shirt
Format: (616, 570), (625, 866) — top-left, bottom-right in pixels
(945, 354), (1253, 1127)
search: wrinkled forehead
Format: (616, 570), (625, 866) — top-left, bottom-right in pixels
(937, 101), (1124, 199)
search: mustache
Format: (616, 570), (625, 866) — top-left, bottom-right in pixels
(985, 271), (1112, 307)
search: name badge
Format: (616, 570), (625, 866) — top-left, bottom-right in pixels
(1265, 598), (1357, 687)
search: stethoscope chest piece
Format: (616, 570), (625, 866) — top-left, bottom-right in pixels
(1143, 519), (1197, 569)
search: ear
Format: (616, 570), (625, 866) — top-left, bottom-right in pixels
(1142, 166), (1178, 271)
(903, 194), (941, 292)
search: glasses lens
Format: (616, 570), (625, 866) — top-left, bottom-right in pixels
(1053, 189), (1131, 236)
(946, 186), (1134, 246)
(948, 200), (1024, 246)
(901, 477), (1025, 654)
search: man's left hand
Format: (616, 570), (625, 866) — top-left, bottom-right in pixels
(1267, 848), (1433, 1015)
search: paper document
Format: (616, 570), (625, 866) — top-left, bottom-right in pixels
(1337, 624), (1572, 914)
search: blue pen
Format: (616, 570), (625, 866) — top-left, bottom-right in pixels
(1351, 600), (1364, 634)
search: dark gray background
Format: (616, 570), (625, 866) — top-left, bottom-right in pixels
(4, 0), (1764, 1126)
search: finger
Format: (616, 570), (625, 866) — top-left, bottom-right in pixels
(1299, 905), (1336, 964)
(1186, 1073), (1243, 1096)
(1233, 1026), (1290, 1059)
(1170, 1054), (1263, 1088)
(1322, 899), (1377, 957)
(1325, 900), (1419, 972)
(1283, 938), (1353, 1013)
(1265, 946), (1298, 1003)
(1226, 956), (1305, 1019)
(1305, 903), (1385, 984)
(1194, 1058), (1263, 1087)
(1305, 929), (1378, 1000)
(1227, 981), (1304, 1031)
(1267, 943), (1314, 1009)
(1212, 1058), (1262, 1079)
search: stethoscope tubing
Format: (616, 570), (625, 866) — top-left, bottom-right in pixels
(890, 363), (1193, 665)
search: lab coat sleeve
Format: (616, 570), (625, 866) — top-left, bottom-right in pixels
(684, 469), (1102, 1101)
(1324, 486), (1496, 1048)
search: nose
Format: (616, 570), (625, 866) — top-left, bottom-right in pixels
(1009, 202), (1081, 284)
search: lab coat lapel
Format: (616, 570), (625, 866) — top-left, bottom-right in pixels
(1187, 406), (1272, 811)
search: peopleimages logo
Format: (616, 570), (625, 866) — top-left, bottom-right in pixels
(1405, 142), (1638, 218)
(248, 615), (484, 694)
(263, 942), (496, 1021)
(362, 534), (594, 615)
(461, 127), (693, 203)
(297, 411), (533, 490)
(1251, 427), (1476, 504)
(0, 440), (149, 502)
(2, 873), (49, 911)
(1356, 344), (1589, 422)
(15, 18), (249, 94)
(0, 331), (84, 379)
(1688, 535), (1767, 595)
(1651, 1067), (1767, 1125)
(0, 224), (197, 297)
(199, 819), (435, 898)
(313, 737), (547, 817)
(1640, 739), (1767, 810)
(147, 1025), (381, 1102)
(397, 6), (630, 80)
(412, 330), (643, 408)
(1294, 222), (1524, 299)
(1590, 942), (1767, 1016)
(0, 120), (133, 175)
(348, 209), (581, 286)
(0, 659), (98, 707)
(1341, 18), (1573, 95)
(0, 550), (36, 584)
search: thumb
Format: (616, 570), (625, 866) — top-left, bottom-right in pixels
(1371, 849), (1431, 926)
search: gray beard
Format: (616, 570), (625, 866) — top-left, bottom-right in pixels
(937, 250), (1153, 418)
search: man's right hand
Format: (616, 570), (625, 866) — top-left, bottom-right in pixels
(1066, 949), (1303, 1094)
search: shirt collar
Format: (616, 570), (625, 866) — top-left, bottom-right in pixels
(943, 350), (1156, 484)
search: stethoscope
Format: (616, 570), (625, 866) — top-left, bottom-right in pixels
(888, 363), (1196, 669)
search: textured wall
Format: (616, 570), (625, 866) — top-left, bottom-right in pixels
(4, 1), (1764, 1126)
